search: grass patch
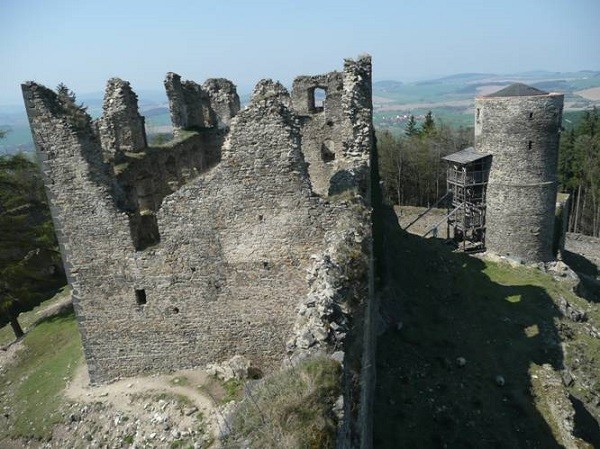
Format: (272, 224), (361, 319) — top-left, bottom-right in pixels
(0, 310), (82, 440)
(0, 286), (71, 348)
(224, 356), (341, 449)
(222, 378), (243, 403)
(198, 376), (244, 405)
(147, 129), (199, 150)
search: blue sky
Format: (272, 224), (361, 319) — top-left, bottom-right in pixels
(0, 0), (598, 103)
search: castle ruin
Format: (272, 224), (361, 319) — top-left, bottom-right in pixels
(22, 56), (375, 386)
(444, 83), (564, 262)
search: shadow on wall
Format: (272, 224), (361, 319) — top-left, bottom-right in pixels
(373, 205), (588, 448)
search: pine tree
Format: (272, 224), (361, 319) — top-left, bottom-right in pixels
(558, 107), (600, 236)
(405, 115), (419, 137)
(56, 83), (91, 135)
(421, 111), (436, 137)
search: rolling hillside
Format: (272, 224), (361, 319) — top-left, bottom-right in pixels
(2, 70), (599, 154)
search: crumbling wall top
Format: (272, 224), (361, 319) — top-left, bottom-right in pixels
(98, 77), (147, 161)
(164, 73), (239, 136)
(202, 78), (240, 128)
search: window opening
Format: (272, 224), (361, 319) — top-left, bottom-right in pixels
(135, 289), (147, 305)
(308, 87), (326, 112)
(528, 141), (533, 150)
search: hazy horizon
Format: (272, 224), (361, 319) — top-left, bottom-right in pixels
(1, 0), (598, 104)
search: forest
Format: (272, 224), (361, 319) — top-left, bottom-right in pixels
(0, 141), (65, 338)
(377, 113), (473, 207)
(377, 108), (600, 237)
(559, 107), (600, 237)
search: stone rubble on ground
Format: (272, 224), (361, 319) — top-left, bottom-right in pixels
(30, 391), (215, 449)
(206, 355), (253, 382)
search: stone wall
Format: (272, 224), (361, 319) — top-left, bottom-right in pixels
(565, 232), (600, 271)
(97, 78), (147, 162)
(22, 82), (138, 382)
(291, 56), (372, 197)
(22, 56), (374, 391)
(291, 71), (345, 195)
(475, 93), (564, 262)
(164, 73), (240, 137)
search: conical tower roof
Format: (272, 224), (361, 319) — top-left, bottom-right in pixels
(485, 83), (548, 97)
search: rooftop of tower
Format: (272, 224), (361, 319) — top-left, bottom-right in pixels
(485, 82), (548, 97)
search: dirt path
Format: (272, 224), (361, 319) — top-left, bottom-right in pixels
(66, 363), (219, 434)
(2, 292), (224, 448)
(40, 362), (224, 448)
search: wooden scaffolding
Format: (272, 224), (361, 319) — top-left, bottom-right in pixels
(442, 147), (492, 251)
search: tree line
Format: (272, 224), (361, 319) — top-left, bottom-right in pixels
(558, 107), (600, 237)
(378, 108), (600, 238)
(377, 112), (474, 207)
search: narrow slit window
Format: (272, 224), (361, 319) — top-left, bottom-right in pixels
(135, 289), (147, 305)
(529, 112), (534, 119)
(528, 141), (533, 150)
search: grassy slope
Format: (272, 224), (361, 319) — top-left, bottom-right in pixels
(0, 287), (71, 348)
(0, 290), (340, 447)
(225, 357), (341, 449)
(0, 305), (82, 441)
(374, 207), (600, 448)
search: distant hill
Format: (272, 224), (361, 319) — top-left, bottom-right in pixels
(2, 70), (600, 153)
(415, 73), (496, 85)
(373, 80), (404, 92)
(373, 70), (600, 130)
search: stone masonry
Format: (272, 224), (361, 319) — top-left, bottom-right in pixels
(22, 56), (374, 385)
(475, 84), (564, 262)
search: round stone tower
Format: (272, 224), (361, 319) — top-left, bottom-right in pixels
(475, 83), (564, 262)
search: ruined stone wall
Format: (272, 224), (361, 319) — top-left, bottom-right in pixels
(22, 82), (138, 382)
(202, 78), (240, 128)
(475, 93), (564, 262)
(164, 74), (240, 136)
(291, 56), (372, 197)
(291, 72), (345, 196)
(99, 81), (342, 379)
(23, 56), (374, 387)
(97, 78), (147, 162)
